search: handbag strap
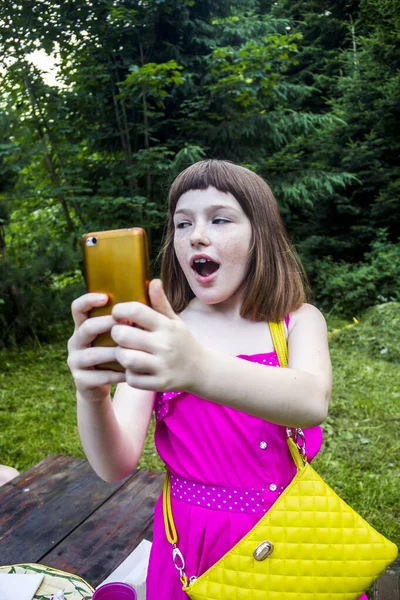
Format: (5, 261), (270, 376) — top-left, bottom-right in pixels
(163, 469), (190, 587)
(162, 319), (305, 587)
(269, 320), (308, 469)
(163, 469), (178, 545)
(269, 320), (288, 368)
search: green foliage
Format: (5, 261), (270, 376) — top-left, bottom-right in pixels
(206, 34), (302, 109)
(121, 61), (185, 108)
(169, 145), (207, 178)
(0, 249), (83, 348)
(276, 170), (356, 211)
(313, 232), (400, 317)
(0, 0), (399, 342)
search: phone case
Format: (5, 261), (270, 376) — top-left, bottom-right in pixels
(82, 228), (150, 372)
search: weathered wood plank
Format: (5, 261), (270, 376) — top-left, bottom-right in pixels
(0, 455), (79, 526)
(0, 455), (129, 565)
(373, 555), (400, 600)
(42, 469), (164, 587)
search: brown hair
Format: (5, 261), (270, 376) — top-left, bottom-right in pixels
(160, 159), (308, 322)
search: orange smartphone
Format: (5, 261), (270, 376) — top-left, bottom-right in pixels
(82, 228), (150, 372)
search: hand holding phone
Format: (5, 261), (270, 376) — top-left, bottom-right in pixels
(82, 228), (150, 372)
(67, 292), (125, 403)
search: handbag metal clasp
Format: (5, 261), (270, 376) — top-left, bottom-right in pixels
(171, 542), (193, 588)
(294, 429), (307, 456)
(172, 545), (185, 572)
(254, 540), (274, 561)
(286, 427), (308, 462)
(172, 544), (189, 586)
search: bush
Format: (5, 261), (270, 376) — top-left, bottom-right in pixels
(312, 231), (400, 317)
(0, 235), (84, 348)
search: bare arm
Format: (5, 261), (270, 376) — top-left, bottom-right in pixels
(77, 384), (155, 483)
(189, 304), (331, 427)
(111, 283), (331, 429)
(68, 293), (155, 483)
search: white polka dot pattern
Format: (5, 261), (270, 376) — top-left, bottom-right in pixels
(155, 390), (183, 423)
(169, 472), (284, 514)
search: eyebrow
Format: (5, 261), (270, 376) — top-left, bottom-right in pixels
(174, 204), (239, 216)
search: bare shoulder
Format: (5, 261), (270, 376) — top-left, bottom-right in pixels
(287, 303), (331, 387)
(288, 303), (328, 333)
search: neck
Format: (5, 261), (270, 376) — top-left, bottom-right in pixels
(189, 293), (245, 322)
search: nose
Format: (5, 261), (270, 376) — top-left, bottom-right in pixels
(190, 222), (210, 247)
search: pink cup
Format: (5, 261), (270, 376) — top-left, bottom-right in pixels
(92, 582), (137, 600)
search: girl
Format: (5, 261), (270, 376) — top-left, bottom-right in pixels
(67, 160), (367, 600)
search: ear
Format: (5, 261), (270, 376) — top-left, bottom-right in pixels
(149, 279), (178, 320)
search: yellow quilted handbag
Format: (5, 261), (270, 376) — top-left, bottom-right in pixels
(163, 321), (398, 599)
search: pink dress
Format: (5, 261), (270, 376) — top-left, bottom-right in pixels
(146, 341), (368, 600)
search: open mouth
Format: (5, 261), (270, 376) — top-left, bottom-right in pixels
(192, 258), (220, 278)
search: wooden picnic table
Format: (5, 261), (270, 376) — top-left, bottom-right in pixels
(0, 454), (398, 598)
(0, 454), (164, 588)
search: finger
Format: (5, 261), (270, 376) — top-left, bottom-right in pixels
(125, 371), (161, 391)
(74, 315), (116, 348)
(115, 348), (157, 374)
(71, 293), (109, 328)
(74, 369), (126, 389)
(112, 301), (167, 332)
(149, 279), (178, 320)
(69, 347), (118, 370)
(111, 324), (155, 352)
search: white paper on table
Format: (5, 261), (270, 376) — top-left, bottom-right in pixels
(97, 539), (152, 600)
(0, 573), (44, 600)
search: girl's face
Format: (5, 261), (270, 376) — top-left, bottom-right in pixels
(173, 186), (252, 309)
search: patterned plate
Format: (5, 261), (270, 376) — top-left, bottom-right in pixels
(0, 563), (94, 599)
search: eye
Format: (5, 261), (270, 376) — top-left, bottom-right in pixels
(175, 221), (191, 229)
(213, 218), (230, 224)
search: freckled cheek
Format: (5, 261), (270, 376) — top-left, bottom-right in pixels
(222, 237), (251, 267)
(173, 238), (188, 270)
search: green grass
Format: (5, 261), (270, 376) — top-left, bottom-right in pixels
(313, 348), (399, 543)
(1, 304), (399, 551)
(0, 326), (164, 473)
(314, 302), (400, 547)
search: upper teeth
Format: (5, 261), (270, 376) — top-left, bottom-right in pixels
(194, 258), (208, 263)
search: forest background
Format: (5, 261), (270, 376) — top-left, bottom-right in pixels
(1, 0), (400, 337)
(0, 0), (399, 555)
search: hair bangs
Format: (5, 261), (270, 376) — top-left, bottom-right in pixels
(168, 160), (245, 213)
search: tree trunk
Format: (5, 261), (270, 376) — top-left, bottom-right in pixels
(139, 40), (152, 202)
(33, 87), (86, 226)
(110, 60), (138, 196)
(0, 223), (21, 319)
(23, 72), (75, 234)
